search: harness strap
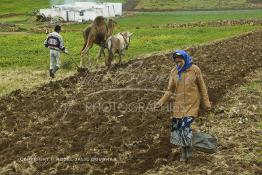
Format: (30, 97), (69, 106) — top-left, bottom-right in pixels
(120, 33), (129, 48)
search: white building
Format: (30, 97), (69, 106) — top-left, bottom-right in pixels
(39, 2), (122, 22)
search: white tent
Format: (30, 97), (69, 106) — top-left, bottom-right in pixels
(39, 2), (122, 22)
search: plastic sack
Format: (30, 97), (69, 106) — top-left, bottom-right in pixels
(192, 132), (217, 154)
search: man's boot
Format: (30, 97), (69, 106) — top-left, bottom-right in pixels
(179, 147), (187, 162)
(52, 65), (59, 74)
(49, 69), (55, 78)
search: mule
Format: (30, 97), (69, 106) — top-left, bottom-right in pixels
(105, 31), (133, 68)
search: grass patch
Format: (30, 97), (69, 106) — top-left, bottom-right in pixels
(0, 67), (74, 95)
(0, 0), (49, 15)
(136, 0), (262, 10)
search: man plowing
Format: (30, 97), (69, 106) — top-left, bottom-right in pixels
(44, 25), (68, 78)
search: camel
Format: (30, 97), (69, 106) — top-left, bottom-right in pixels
(80, 16), (117, 68)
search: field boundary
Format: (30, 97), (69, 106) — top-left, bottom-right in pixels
(126, 7), (262, 12)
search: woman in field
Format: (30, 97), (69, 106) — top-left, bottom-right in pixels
(156, 50), (211, 162)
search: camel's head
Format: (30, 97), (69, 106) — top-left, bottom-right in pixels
(108, 19), (117, 29)
(94, 16), (106, 26)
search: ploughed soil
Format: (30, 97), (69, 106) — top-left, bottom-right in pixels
(123, 0), (139, 11)
(123, 0), (262, 11)
(0, 30), (261, 175)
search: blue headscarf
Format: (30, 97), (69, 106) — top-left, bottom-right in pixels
(172, 50), (193, 80)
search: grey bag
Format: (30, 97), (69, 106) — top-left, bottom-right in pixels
(192, 132), (217, 154)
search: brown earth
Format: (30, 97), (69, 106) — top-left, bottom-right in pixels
(0, 32), (28, 35)
(0, 14), (23, 18)
(0, 30), (261, 174)
(146, 68), (262, 175)
(0, 23), (22, 32)
(123, 0), (140, 11)
(164, 19), (262, 29)
(123, 0), (262, 11)
(29, 19), (262, 34)
(249, 0), (262, 4)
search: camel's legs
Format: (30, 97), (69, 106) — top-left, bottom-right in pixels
(80, 52), (90, 68)
(80, 55), (85, 68)
(81, 40), (87, 52)
(118, 55), (122, 64)
(101, 47), (106, 57)
(106, 50), (114, 69)
(97, 46), (106, 59)
(80, 42), (87, 68)
(96, 46), (104, 66)
(80, 39), (94, 68)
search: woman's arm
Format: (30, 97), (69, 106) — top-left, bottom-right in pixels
(157, 71), (176, 106)
(196, 67), (211, 110)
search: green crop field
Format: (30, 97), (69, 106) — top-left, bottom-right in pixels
(0, 0), (49, 15)
(1, 25), (260, 69)
(1, 9), (262, 69)
(135, 0), (262, 10)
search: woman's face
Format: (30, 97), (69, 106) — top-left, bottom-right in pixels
(174, 57), (185, 68)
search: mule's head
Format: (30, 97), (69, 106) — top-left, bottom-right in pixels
(121, 31), (133, 50)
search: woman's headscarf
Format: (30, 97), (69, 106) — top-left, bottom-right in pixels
(172, 50), (193, 80)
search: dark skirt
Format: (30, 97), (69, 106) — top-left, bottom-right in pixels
(170, 117), (194, 147)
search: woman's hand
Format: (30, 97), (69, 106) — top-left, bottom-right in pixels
(205, 101), (212, 112)
(206, 106), (212, 111)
